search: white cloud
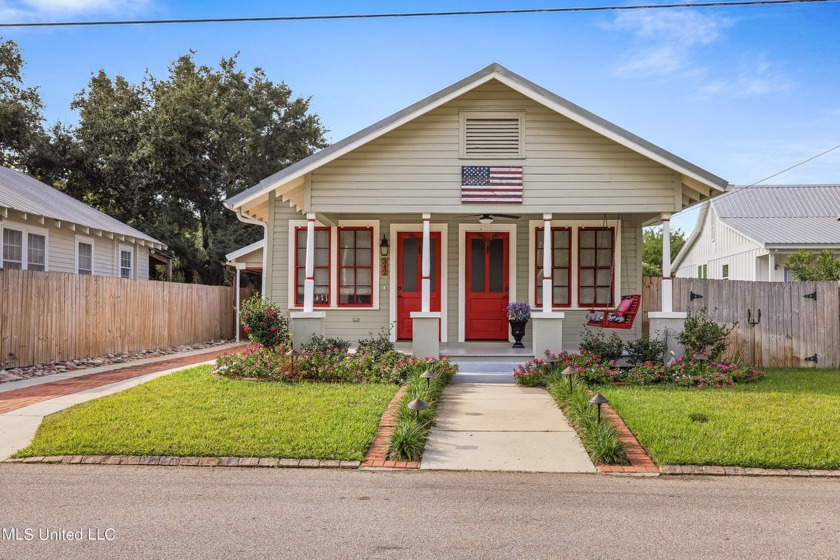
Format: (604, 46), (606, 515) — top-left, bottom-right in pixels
(611, 8), (733, 78)
(0, 0), (151, 20)
(697, 54), (793, 98)
(613, 9), (732, 47)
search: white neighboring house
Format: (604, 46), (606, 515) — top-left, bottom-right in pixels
(673, 185), (840, 282)
(0, 165), (168, 279)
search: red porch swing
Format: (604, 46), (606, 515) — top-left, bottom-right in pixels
(586, 294), (641, 329)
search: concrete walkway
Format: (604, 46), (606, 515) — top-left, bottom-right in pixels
(0, 344), (244, 460)
(421, 362), (596, 473)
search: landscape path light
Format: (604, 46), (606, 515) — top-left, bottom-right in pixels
(561, 366), (575, 392)
(421, 369), (436, 390)
(286, 348), (300, 378)
(589, 393), (608, 423)
(407, 399), (428, 421)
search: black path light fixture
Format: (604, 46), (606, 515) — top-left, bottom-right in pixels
(408, 398), (428, 421)
(286, 348), (300, 378)
(589, 393), (609, 423)
(561, 366), (575, 392)
(421, 369), (436, 390)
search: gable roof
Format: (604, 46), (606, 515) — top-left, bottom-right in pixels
(673, 185), (840, 269)
(0, 166), (165, 248)
(225, 239), (264, 264)
(225, 63), (728, 215)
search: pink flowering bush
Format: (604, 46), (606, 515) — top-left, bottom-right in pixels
(214, 345), (457, 385)
(238, 295), (290, 347)
(514, 349), (765, 389)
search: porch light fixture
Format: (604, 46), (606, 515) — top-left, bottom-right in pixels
(560, 366), (575, 392)
(379, 235), (389, 257)
(408, 398), (428, 421)
(589, 393), (608, 423)
(421, 369), (436, 390)
(478, 214), (494, 225)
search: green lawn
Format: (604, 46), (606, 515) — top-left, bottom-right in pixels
(600, 369), (840, 469)
(15, 366), (398, 461)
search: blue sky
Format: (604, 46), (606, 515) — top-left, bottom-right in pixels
(2, 0), (839, 233)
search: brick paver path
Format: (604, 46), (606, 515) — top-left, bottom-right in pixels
(0, 347), (242, 414)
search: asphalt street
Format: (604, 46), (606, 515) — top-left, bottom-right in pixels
(0, 465), (837, 559)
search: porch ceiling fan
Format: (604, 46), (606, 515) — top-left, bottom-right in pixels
(456, 213), (521, 224)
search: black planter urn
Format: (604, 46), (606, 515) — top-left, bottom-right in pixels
(509, 319), (528, 348)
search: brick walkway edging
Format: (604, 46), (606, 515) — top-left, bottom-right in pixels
(588, 398), (659, 475)
(362, 385), (420, 469)
(4, 455), (361, 468)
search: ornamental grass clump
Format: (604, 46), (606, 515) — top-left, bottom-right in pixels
(387, 358), (458, 461)
(547, 377), (627, 465)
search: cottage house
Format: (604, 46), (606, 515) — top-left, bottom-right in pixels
(0, 166), (168, 279)
(224, 64), (727, 356)
(673, 185), (840, 282)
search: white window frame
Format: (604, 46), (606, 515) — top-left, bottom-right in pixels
(528, 219), (622, 311)
(0, 222), (49, 272)
(75, 235), (95, 276)
(287, 219), (381, 311)
(459, 110), (526, 159)
(117, 244), (134, 279)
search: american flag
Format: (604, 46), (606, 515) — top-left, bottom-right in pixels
(461, 166), (523, 203)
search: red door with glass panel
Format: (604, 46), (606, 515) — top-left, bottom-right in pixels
(465, 232), (509, 340)
(396, 232), (442, 340)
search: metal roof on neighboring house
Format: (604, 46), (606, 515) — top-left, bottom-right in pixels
(716, 185), (840, 246)
(674, 185), (840, 269)
(0, 165), (164, 247)
(715, 184), (840, 219)
(225, 62), (728, 211)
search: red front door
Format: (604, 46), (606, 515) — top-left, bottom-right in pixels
(397, 232), (441, 340)
(466, 232), (509, 340)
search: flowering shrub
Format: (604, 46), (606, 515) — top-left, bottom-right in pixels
(214, 345), (457, 385)
(514, 350), (765, 389)
(579, 328), (625, 361)
(505, 302), (531, 322)
(238, 295), (290, 347)
(676, 307), (735, 361)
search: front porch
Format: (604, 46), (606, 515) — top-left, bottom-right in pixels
(394, 341), (537, 361)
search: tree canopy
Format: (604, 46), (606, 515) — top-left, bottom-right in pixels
(642, 227), (686, 277)
(785, 249), (840, 281)
(0, 38), (46, 168)
(16, 45), (327, 284)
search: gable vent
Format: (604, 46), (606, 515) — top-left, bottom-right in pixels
(463, 117), (522, 158)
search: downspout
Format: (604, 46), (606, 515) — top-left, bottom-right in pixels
(233, 208), (268, 296)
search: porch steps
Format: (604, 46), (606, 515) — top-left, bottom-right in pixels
(450, 361), (520, 384)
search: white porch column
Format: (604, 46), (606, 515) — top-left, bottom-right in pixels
(235, 264), (243, 342)
(649, 211), (687, 360)
(421, 213), (431, 313)
(661, 212), (673, 313)
(303, 213), (316, 313)
(291, 212), (325, 350)
(542, 213), (553, 311)
(768, 251), (775, 282)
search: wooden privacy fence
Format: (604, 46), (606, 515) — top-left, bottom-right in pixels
(643, 277), (840, 368)
(0, 269), (234, 368)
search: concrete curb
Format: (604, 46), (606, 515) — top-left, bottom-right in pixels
(661, 465), (840, 477)
(3, 455), (362, 469)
